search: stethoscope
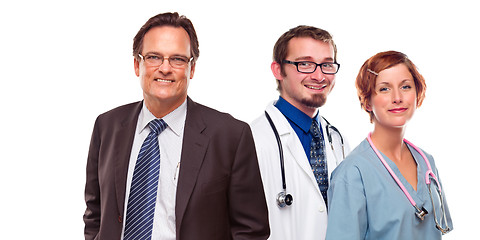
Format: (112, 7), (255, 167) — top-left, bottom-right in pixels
(264, 111), (345, 208)
(367, 132), (451, 234)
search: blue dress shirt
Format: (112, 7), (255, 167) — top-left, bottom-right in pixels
(274, 96), (321, 160)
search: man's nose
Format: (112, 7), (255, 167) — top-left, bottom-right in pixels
(310, 66), (326, 82)
(158, 58), (173, 73)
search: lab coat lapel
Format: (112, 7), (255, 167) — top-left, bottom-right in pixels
(284, 132), (322, 196)
(175, 98), (209, 230)
(266, 104), (322, 197)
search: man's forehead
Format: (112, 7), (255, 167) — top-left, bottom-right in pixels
(142, 26), (191, 55)
(286, 37), (334, 61)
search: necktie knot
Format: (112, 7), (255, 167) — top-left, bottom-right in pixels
(149, 119), (167, 136)
(310, 119), (321, 138)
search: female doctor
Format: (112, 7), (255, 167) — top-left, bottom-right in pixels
(250, 25), (350, 240)
(326, 51), (453, 239)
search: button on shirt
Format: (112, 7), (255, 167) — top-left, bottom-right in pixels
(121, 100), (186, 240)
(274, 96), (321, 160)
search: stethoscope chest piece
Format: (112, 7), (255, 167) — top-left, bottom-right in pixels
(415, 206), (428, 221)
(277, 191), (293, 208)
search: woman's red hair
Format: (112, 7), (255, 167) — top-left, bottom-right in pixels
(356, 51), (427, 122)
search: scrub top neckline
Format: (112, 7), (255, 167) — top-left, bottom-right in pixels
(367, 137), (429, 207)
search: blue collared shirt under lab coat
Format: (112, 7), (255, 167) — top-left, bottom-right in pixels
(326, 139), (453, 240)
(275, 96), (322, 161)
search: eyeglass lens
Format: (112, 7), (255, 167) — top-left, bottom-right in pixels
(283, 60), (339, 74)
(140, 54), (190, 68)
(298, 62), (338, 74)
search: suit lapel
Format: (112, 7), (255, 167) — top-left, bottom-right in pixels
(114, 101), (143, 215)
(175, 98), (209, 232)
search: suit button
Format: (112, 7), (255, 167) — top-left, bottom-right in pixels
(118, 215), (123, 223)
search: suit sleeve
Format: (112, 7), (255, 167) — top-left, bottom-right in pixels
(83, 118), (101, 240)
(228, 124), (270, 240)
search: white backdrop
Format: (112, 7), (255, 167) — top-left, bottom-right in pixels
(1, 0), (477, 239)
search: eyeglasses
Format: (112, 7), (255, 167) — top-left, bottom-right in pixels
(138, 53), (193, 69)
(427, 175), (451, 234)
(283, 60), (340, 74)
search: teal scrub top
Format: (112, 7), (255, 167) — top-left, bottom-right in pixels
(326, 139), (453, 240)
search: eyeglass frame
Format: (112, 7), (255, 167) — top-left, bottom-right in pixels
(282, 60), (340, 74)
(138, 53), (193, 69)
(427, 174), (451, 234)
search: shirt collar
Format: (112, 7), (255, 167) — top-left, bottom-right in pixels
(274, 96), (317, 134)
(137, 99), (187, 136)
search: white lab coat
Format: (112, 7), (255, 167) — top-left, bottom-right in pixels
(250, 102), (350, 240)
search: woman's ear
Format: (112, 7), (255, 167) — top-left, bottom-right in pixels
(365, 99), (372, 112)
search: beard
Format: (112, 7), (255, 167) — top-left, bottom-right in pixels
(300, 93), (327, 108)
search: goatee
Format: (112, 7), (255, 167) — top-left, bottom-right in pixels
(301, 94), (327, 108)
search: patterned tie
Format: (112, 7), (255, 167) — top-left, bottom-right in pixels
(310, 119), (329, 207)
(124, 119), (167, 240)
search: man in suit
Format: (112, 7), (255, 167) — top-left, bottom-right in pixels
(83, 12), (269, 240)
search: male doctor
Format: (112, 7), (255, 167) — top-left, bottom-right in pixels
(250, 25), (350, 239)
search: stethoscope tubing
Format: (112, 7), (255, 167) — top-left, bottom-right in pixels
(368, 132), (451, 232)
(366, 133), (439, 209)
(265, 110), (345, 207)
(322, 117), (345, 160)
(403, 138), (441, 192)
(264, 111), (287, 190)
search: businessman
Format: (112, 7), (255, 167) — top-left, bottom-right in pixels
(83, 12), (269, 240)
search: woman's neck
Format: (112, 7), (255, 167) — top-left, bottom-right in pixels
(370, 123), (418, 191)
(370, 125), (407, 162)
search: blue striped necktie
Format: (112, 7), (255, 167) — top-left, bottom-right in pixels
(309, 119), (329, 208)
(124, 119), (167, 240)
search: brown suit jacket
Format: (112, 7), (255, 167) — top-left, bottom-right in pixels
(84, 97), (269, 240)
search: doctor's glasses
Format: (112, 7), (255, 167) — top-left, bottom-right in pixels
(427, 175), (451, 234)
(283, 60), (340, 74)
